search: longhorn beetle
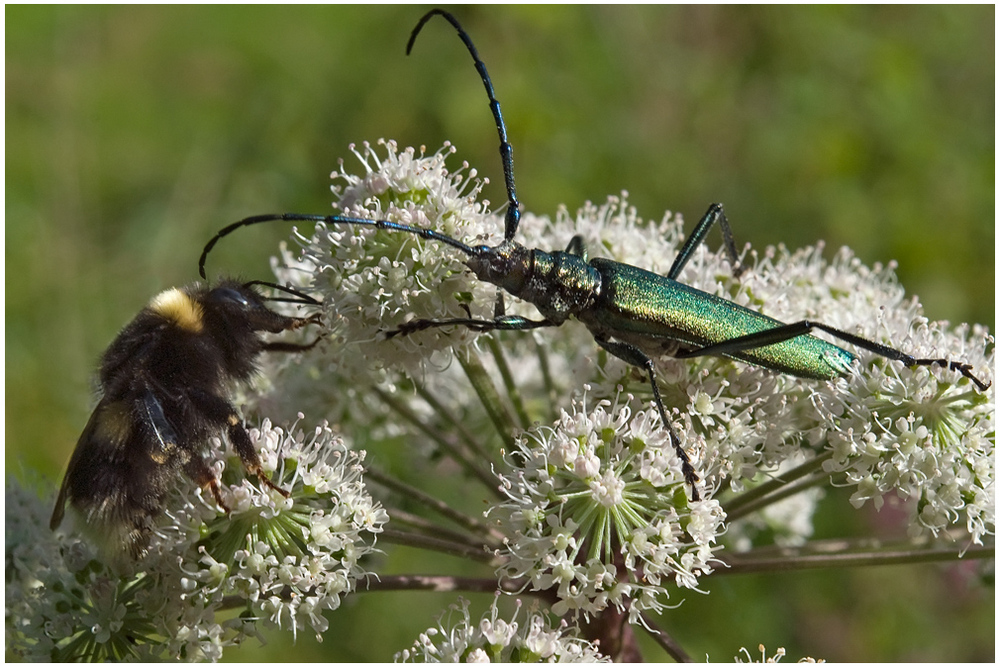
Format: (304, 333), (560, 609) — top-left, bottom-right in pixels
(200, 9), (991, 501)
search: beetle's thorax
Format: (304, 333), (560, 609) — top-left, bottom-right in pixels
(466, 239), (602, 323)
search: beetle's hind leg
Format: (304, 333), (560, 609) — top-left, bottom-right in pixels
(385, 314), (557, 339)
(674, 319), (991, 391)
(594, 336), (702, 502)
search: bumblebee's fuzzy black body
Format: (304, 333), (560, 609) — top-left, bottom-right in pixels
(50, 279), (319, 557)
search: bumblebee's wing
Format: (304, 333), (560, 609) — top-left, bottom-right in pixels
(49, 388), (179, 525)
(139, 389), (181, 463)
(50, 399), (107, 530)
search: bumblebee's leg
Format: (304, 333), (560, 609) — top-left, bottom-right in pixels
(183, 455), (230, 512)
(189, 390), (290, 497)
(278, 312), (324, 333)
(261, 336), (323, 353)
(261, 315), (324, 353)
(140, 389), (232, 509)
(141, 390), (181, 465)
(226, 413), (290, 497)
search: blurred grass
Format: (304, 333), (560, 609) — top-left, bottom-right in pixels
(6, 5), (993, 662)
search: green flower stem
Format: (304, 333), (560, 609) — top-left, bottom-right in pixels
(385, 507), (492, 547)
(719, 542), (994, 574)
(724, 530), (971, 558)
(722, 450), (835, 521)
(364, 466), (499, 542)
(378, 528), (496, 563)
(414, 383), (495, 466)
(532, 336), (560, 424)
(362, 574), (524, 594)
(372, 385), (496, 490)
(485, 335), (533, 430)
(726, 473), (829, 524)
(457, 347), (518, 449)
(637, 612), (693, 664)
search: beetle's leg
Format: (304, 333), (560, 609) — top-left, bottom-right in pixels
(565, 234), (588, 260)
(493, 292), (507, 318)
(390, 315), (707, 500)
(667, 203), (744, 280)
(676, 320), (991, 391)
(593, 336), (701, 501)
(385, 314), (557, 338)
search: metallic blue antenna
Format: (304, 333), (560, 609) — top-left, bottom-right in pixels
(408, 9), (521, 241)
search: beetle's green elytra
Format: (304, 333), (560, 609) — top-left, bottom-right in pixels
(582, 260), (856, 381)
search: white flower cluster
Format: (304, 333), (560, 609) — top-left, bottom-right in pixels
(490, 393), (725, 623)
(7, 419), (386, 661)
(271, 139), (992, 551)
(735, 644), (825, 663)
(823, 317), (994, 543)
(274, 139), (502, 382)
(395, 598), (610, 662)
(730, 243), (994, 543)
(19, 139), (989, 660)
(541, 198), (994, 547)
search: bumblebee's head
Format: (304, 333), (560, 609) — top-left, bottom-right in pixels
(201, 280), (320, 335)
(147, 279), (320, 337)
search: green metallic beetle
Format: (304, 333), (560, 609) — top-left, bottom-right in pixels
(200, 9), (990, 501)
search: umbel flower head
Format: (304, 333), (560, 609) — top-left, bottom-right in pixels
(490, 391), (724, 623)
(7, 418), (386, 661)
(11, 140), (993, 660)
(276, 139), (501, 383)
(395, 597), (611, 662)
(273, 140), (993, 555)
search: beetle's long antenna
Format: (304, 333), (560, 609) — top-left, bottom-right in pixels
(200, 10), (517, 280)
(198, 213), (479, 280)
(409, 9), (521, 242)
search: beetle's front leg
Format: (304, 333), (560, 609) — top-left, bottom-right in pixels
(385, 314), (557, 338)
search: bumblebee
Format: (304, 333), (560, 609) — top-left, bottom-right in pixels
(50, 279), (321, 558)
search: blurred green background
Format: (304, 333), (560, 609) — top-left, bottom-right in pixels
(6, 5), (993, 661)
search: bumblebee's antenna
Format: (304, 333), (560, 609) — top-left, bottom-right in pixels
(242, 280), (321, 306)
